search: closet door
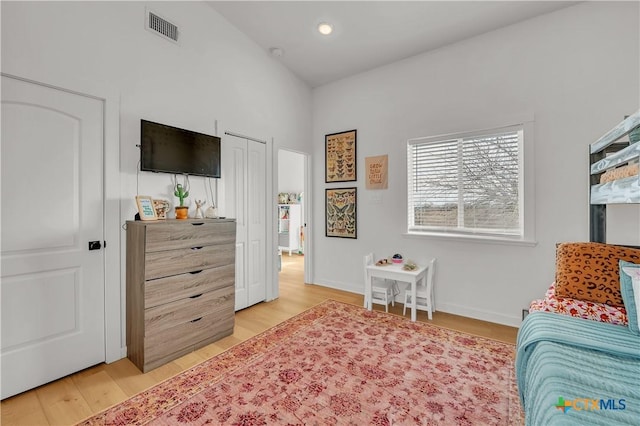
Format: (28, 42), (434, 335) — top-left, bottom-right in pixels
(246, 141), (266, 306)
(221, 137), (266, 310)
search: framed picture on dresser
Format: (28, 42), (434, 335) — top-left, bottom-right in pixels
(135, 195), (157, 221)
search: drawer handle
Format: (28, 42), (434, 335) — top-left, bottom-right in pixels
(189, 293), (203, 299)
(189, 270), (203, 275)
(190, 317), (203, 323)
(191, 246), (203, 250)
(191, 222), (204, 226)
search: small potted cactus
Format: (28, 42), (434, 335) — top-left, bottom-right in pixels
(174, 183), (189, 219)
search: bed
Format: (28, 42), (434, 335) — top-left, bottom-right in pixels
(516, 112), (640, 425)
(517, 312), (640, 425)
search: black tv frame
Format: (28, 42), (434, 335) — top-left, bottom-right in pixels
(140, 119), (221, 178)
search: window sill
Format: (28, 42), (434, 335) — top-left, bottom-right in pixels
(403, 231), (538, 247)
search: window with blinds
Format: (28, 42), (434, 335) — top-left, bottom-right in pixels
(407, 126), (524, 237)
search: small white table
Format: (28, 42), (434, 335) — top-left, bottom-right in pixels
(365, 261), (430, 322)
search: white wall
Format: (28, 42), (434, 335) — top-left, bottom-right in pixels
(311, 1), (640, 326)
(2, 1), (311, 207)
(278, 150), (305, 194)
(2, 1), (312, 353)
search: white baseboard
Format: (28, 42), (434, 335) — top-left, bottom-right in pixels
(436, 302), (522, 328)
(312, 279), (363, 296)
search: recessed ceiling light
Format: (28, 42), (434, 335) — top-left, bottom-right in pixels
(317, 22), (333, 36)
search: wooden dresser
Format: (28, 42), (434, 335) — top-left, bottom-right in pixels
(126, 218), (236, 372)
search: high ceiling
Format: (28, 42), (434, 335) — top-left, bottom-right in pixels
(208, 1), (579, 88)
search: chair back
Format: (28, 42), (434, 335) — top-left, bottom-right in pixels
(363, 253), (374, 285)
(416, 258), (436, 289)
(427, 258), (436, 286)
(425, 258), (436, 309)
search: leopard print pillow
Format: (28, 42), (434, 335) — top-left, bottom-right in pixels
(555, 242), (640, 307)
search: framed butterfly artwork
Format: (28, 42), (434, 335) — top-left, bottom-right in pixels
(325, 129), (357, 183)
(326, 187), (357, 239)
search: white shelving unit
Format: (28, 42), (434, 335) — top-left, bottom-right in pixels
(278, 204), (301, 256)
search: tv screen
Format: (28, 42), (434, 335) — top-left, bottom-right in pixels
(140, 119), (221, 178)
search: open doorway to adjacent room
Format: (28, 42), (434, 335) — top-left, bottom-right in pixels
(277, 149), (309, 287)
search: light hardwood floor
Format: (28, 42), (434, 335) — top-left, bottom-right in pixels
(1, 254), (518, 425)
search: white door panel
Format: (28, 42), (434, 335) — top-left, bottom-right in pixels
(1, 75), (105, 399)
(247, 142), (266, 306)
(222, 139), (248, 311)
(1, 269), (79, 349)
(1, 104), (80, 252)
(235, 242), (246, 294)
(248, 239), (263, 306)
(221, 136), (266, 311)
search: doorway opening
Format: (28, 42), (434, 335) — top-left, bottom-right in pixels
(277, 149), (309, 288)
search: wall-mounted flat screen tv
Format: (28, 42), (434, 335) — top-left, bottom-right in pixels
(140, 119), (221, 178)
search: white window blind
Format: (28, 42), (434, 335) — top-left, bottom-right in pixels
(407, 126), (523, 237)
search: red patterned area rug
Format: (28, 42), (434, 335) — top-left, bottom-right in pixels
(79, 300), (523, 425)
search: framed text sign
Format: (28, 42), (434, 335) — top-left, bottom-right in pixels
(325, 187), (357, 239)
(325, 129), (357, 183)
(365, 154), (388, 189)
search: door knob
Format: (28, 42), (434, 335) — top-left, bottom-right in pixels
(88, 241), (102, 251)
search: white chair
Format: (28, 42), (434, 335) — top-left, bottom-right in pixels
(403, 258), (436, 320)
(364, 253), (399, 313)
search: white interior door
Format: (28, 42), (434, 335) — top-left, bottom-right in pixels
(246, 141), (266, 306)
(221, 136), (266, 310)
(1, 75), (105, 399)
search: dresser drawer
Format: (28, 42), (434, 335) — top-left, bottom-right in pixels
(144, 285), (234, 335)
(145, 263), (235, 309)
(144, 243), (235, 280)
(143, 309), (234, 371)
(145, 221), (236, 252)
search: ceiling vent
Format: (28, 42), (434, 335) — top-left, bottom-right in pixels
(146, 9), (178, 43)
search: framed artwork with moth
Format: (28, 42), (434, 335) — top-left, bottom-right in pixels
(325, 129), (357, 183)
(325, 187), (357, 239)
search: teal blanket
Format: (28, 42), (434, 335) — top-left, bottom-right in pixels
(516, 312), (640, 425)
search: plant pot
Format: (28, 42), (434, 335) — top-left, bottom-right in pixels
(175, 206), (189, 220)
